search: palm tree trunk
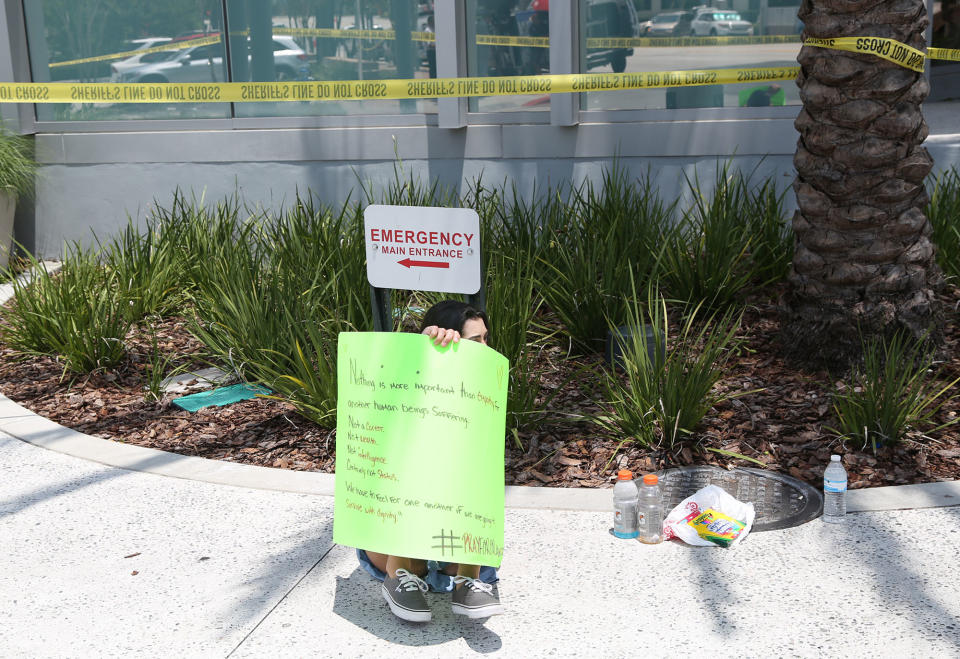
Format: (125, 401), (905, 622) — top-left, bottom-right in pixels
(782, 0), (942, 365)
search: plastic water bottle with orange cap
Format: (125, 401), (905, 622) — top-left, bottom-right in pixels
(612, 469), (639, 539)
(637, 473), (664, 544)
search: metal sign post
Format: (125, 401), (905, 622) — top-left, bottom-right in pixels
(363, 205), (485, 331)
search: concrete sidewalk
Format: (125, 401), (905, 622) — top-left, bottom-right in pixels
(1, 399), (960, 658)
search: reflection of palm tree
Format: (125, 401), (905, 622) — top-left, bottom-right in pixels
(784, 0), (940, 364)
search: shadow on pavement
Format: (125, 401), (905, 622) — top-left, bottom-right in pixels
(684, 543), (737, 637)
(682, 507), (960, 649)
(0, 446), (174, 519)
(224, 515), (335, 639)
(842, 506), (960, 651)
(332, 565), (503, 653)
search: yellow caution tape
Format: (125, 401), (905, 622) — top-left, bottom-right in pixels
(272, 26), (434, 43)
(49, 35), (222, 68)
(586, 35), (800, 49)
(0, 67), (800, 104)
(476, 34), (549, 48)
(928, 47), (960, 62)
(803, 36), (925, 72)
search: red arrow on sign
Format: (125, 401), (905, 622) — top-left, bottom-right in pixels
(398, 258), (450, 269)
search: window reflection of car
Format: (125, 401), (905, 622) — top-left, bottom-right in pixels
(689, 8), (754, 36)
(109, 38), (173, 76)
(112, 36), (307, 83)
(584, 0), (639, 72)
(640, 12), (693, 36)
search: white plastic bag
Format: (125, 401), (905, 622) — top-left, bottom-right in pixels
(662, 484), (755, 548)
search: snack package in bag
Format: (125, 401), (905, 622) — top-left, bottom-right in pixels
(662, 484), (755, 548)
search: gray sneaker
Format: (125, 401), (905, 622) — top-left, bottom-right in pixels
(451, 576), (504, 618)
(381, 569), (431, 622)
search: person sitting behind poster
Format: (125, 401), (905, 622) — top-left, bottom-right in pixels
(356, 300), (503, 622)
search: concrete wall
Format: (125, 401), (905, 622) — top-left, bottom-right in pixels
(31, 115), (801, 254)
(29, 104), (960, 256)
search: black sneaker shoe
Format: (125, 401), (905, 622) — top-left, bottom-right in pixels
(451, 576), (504, 618)
(381, 569), (431, 622)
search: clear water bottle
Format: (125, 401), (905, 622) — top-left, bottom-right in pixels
(823, 454), (847, 523)
(613, 469), (639, 539)
(638, 473), (664, 544)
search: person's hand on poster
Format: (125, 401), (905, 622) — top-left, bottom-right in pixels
(422, 325), (461, 347)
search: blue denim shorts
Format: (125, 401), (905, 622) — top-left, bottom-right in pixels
(356, 549), (499, 593)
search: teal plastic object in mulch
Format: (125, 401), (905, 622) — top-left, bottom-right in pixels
(171, 384), (272, 412)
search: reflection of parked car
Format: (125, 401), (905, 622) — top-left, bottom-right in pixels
(113, 36), (307, 83)
(640, 12), (694, 36)
(584, 0), (639, 72)
(689, 8), (754, 36)
(515, 0), (636, 73)
(110, 38), (173, 76)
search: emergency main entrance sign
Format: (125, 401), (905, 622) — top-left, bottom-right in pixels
(363, 205), (481, 294)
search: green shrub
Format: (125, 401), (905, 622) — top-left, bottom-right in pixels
(594, 282), (744, 450)
(927, 166), (960, 279)
(1, 247), (129, 373)
(262, 193), (370, 329)
(539, 167), (673, 353)
(744, 175), (793, 285)
(163, 191), (255, 294)
(660, 164), (756, 310)
(189, 198), (363, 427)
(0, 128), (37, 202)
(829, 332), (959, 450)
(102, 217), (186, 322)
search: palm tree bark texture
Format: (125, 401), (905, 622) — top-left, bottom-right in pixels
(782, 0), (942, 366)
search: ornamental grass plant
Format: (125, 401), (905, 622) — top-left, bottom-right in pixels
(262, 193), (370, 329)
(102, 217), (186, 322)
(744, 175), (793, 285)
(1, 246), (129, 373)
(538, 166), (673, 353)
(594, 281), (745, 451)
(926, 166), (960, 279)
(0, 127), (37, 202)
(187, 209), (349, 427)
(829, 332), (960, 451)
(660, 163), (758, 311)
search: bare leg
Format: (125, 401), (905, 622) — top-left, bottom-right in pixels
(366, 551), (427, 578)
(454, 563), (481, 588)
(368, 552), (480, 588)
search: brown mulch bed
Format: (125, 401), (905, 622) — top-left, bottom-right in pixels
(1, 286), (959, 490)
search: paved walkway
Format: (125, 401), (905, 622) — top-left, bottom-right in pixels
(1, 392), (959, 658)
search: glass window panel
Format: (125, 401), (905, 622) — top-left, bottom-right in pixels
(24, 0), (230, 121)
(582, 1), (803, 111)
(466, 0), (549, 113)
(228, 0), (437, 118)
(930, 0), (960, 103)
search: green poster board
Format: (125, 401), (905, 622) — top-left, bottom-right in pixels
(334, 332), (509, 567)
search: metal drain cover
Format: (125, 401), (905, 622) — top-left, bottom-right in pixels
(658, 466), (822, 532)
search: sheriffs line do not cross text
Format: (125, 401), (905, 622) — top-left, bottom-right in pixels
(571, 71), (719, 90)
(369, 228), (476, 258)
